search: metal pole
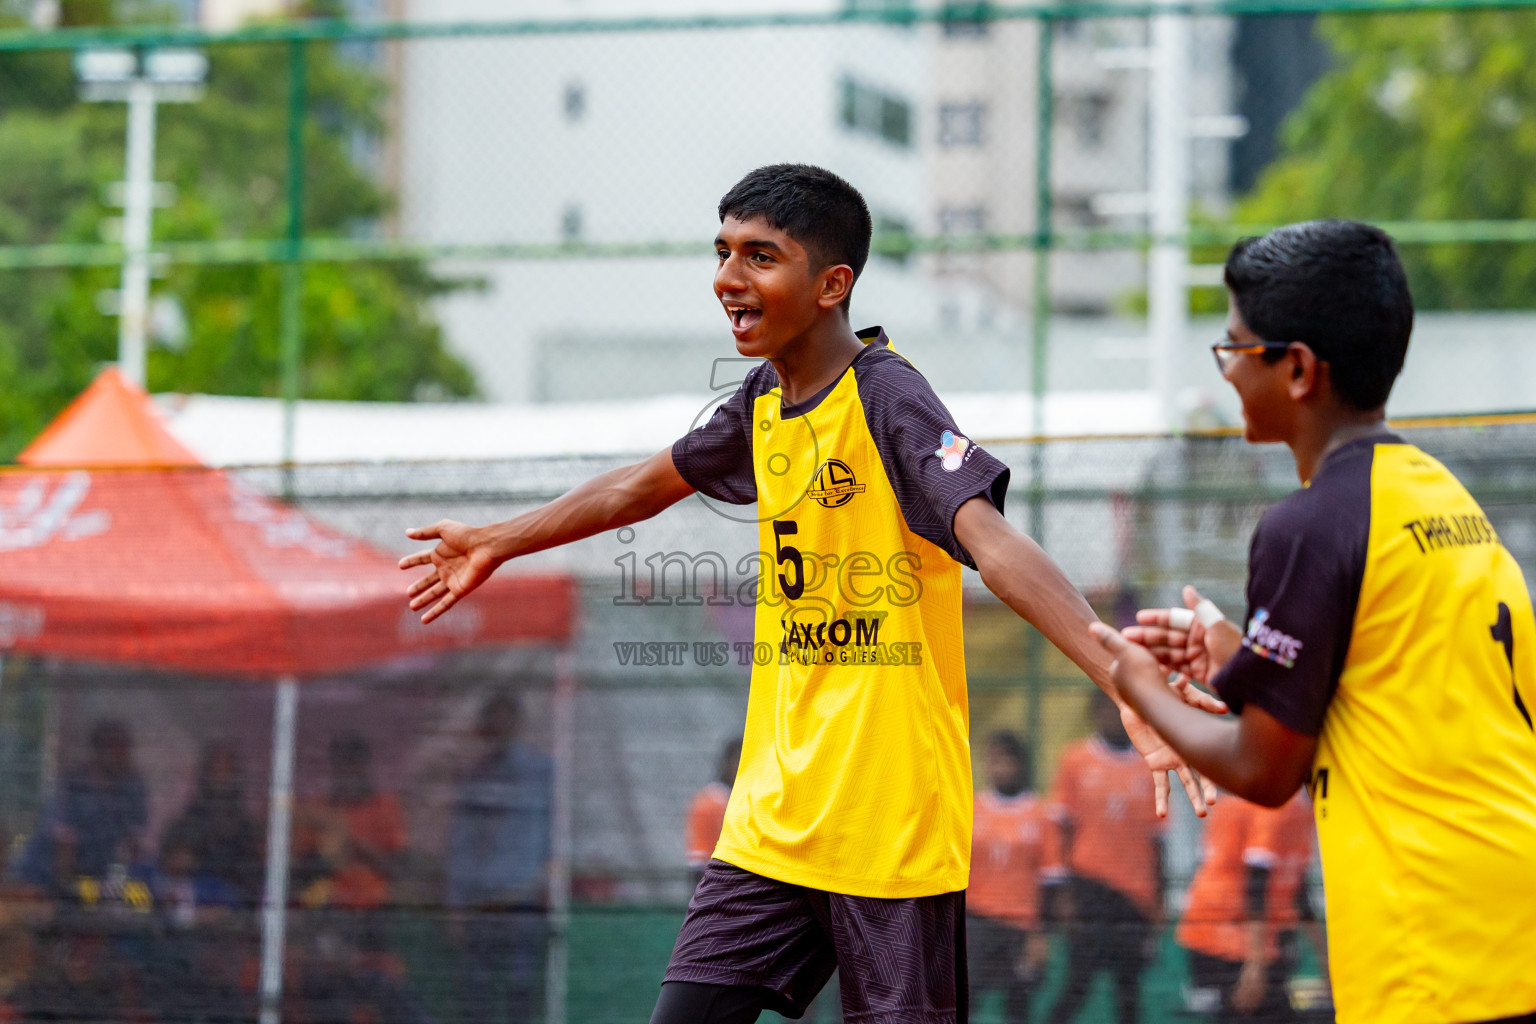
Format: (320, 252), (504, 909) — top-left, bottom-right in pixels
(259, 677), (299, 1024)
(544, 654), (577, 1024)
(1025, 17), (1055, 773)
(280, 39), (308, 478)
(1148, 0), (1190, 430)
(118, 73), (157, 388)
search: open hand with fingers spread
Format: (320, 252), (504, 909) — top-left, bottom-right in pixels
(398, 520), (503, 624)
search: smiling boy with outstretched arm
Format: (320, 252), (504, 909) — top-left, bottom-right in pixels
(403, 165), (1215, 1024)
(1090, 221), (1536, 1024)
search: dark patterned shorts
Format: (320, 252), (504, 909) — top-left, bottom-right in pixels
(663, 860), (967, 1023)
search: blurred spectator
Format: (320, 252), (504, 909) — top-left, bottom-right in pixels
(286, 917), (428, 1024)
(968, 732), (1051, 1024)
(447, 692), (552, 1024)
(153, 833), (242, 929)
(15, 719), (147, 895)
(1177, 792), (1325, 1023)
(8, 926), (132, 1022)
(145, 833), (246, 1024)
(1044, 690), (1165, 1024)
(294, 733), (407, 911)
(685, 737), (740, 882)
(161, 741), (263, 903)
(0, 926), (32, 1021)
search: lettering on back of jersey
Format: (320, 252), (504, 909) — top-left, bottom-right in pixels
(1401, 513), (1499, 554)
(1243, 608), (1303, 669)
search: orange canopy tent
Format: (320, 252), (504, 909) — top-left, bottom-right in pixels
(0, 368), (577, 1024)
(0, 367), (573, 674)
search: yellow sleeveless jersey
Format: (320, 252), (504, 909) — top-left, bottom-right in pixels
(1213, 436), (1536, 1024)
(671, 328), (1009, 897)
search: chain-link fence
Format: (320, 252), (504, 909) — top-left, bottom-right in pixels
(3, 1), (1536, 453)
(3, 1), (1536, 1023)
(5, 418), (1535, 1023)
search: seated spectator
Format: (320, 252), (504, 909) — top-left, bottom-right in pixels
(15, 720), (148, 897)
(153, 834), (242, 930)
(8, 926), (133, 1023)
(161, 741), (263, 904)
(286, 917), (428, 1024)
(146, 835), (246, 1024)
(0, 927), (33, 1023)
(293, 733), (407, 911)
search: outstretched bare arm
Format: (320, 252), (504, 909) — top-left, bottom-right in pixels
(400, 447), (695, 623)
(954, 496), (1222, 818)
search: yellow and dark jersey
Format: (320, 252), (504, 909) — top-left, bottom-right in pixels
(671, 328), (1009, 898)
(1213, 435), (1536, 1024)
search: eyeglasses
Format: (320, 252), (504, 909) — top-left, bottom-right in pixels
(1210, 338), (1293, 375)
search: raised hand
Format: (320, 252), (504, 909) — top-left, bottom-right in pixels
(398, 520), (503, 624)
(1122, 584), (1241, 687)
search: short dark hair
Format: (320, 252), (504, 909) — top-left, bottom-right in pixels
(718, 164), (872, 312)
(328, 732), (371, 767)
(986, 730), (1033, 791)
(1224, 220), (1413, 411)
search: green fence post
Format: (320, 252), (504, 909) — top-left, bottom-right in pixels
(280, 37), (308, 490)
(1025, 14), (1055, 778)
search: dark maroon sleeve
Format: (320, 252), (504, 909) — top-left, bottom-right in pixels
(853, 349), (1009, 568)
(1212, 445), (1373, 736)
(670, 364), (768, 505)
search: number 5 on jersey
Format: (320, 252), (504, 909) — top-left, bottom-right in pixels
(774, 520), (804, 600)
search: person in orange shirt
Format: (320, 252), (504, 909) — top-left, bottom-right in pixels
(1045, 690), (1166, 1024)
(293, 733), (408, 911)
(968, 732), (1051, 1024)
(685, 738), (741, 882)
(1177, 792), (1324, 1023)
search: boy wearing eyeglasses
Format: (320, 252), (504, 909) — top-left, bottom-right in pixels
(1091, 220), (1536, 1024)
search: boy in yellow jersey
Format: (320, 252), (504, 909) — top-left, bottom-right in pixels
(1090, 220), (1536, 1024)
(400, 164), (1218, 1024)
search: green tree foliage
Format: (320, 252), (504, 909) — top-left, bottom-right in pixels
(1235, 10), (1536, 310)
(0, 2), (477, 459)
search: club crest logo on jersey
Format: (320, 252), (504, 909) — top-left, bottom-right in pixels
(806, 458), (866, 509)
(935, 430), (970, 472)
(1242, 608), (1303, 669)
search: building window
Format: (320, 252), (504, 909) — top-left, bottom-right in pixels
(839, 76), (913, 149)
(1057, 196), (1106, 228)
(873, 214), (913, 264)
(938, 205), (986, 235)
(1063, 93), (1111, 150)
(563, 81), (586, 123)
(561, 204), (583, 241)
(937, 101), (986, 147)
(940, 1), (991, 36)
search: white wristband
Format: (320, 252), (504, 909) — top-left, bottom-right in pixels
(1167, 599), (1225, 631)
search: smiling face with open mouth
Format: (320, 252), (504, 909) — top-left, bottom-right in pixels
(714, 214), (826, 360)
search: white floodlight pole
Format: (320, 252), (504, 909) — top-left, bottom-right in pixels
(1147, 0), (1190, 431)
(77, 48), (205, 389)
(119, 75), (158, 388)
